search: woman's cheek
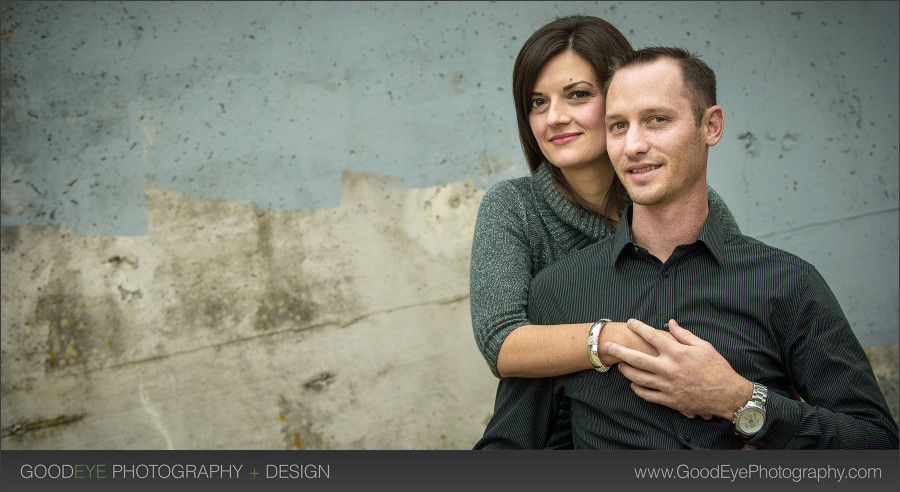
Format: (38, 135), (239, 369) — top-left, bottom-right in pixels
(528, 113), (545, 141)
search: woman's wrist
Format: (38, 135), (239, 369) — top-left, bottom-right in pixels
(596, 321), (628, 366)
(596, 320), (659, 365)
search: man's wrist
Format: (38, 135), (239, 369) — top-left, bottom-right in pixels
(722, 379), (755, 419)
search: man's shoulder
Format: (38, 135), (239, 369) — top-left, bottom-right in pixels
(723, 230), (816, 272)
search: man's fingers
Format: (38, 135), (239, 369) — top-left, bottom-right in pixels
(629, 382), (669, 407)
(626, 318), (676, 349)
(618, 363), (662, 391)
(667, 319), (704, 346)
(604, 342), (658, 372)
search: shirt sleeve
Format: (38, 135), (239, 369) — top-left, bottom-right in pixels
(470, 181), (535, 378)
(757, 266), (899, 449)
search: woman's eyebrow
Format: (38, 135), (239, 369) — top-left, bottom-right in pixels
(563, 80), (594, 91)
(531, 80), (595, 97)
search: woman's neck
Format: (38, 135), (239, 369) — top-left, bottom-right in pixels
(558, 161), (619, 219)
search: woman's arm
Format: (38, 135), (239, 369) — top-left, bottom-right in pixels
(471, 181), (656, 379)
(497, 321), (657, 378)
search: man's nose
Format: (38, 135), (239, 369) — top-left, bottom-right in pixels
(624, 126), (649, 156)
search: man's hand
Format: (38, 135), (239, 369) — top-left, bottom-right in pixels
(603, 318), (753, 420)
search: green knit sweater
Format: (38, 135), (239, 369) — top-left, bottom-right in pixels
(470, 163), (741, 378)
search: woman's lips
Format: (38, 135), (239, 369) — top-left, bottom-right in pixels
(550, 133), (581, 145)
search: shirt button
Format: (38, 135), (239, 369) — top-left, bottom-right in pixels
(663, 271), (670, 278)
(683, 434), (693, 442)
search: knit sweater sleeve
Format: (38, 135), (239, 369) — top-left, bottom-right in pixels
(708, 185), (741, 234)
(470, 180), (535, 378)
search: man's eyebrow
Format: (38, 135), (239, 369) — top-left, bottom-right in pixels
(605, 106), (674, 121)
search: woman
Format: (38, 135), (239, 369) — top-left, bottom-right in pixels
(471, 16), (739, 448)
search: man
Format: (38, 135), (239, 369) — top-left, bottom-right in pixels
(526, 47), (898, 449)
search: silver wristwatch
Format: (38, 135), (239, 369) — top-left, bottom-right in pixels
(733, 383), (767, 438)
(587, 319), (612, 372)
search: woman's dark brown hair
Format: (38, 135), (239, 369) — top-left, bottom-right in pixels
(512, 16), (632, 224)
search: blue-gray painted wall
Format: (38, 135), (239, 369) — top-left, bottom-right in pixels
(1, 1), (898, 448)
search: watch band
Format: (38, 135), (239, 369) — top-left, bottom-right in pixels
(587, 319), (612, 372)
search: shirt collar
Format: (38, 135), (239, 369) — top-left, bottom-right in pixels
(609, 204), (727, 268)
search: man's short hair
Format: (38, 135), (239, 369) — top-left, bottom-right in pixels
(606, 46), (717, 126)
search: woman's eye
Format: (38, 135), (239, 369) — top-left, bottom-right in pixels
(530, 99), (546, 109)
(570, 90), (589, 99)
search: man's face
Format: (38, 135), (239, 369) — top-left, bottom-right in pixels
(604, 58), (713, 207)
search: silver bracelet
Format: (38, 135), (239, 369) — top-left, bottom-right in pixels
(587, 319), (612, 372)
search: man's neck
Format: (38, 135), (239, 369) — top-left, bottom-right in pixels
(631, 192), (709, 263)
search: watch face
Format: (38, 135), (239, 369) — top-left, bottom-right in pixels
(738, 407), (765, 434)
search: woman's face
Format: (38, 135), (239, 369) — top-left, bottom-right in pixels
(528, 51), (608, 172)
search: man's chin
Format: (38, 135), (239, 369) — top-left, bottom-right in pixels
(623, 189), (663, 207)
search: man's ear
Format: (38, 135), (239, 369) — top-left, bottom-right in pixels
(704, 105), (724, 146)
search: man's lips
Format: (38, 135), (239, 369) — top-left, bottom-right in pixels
(627, 164), (661, 174)
(549, 133), (581, 145)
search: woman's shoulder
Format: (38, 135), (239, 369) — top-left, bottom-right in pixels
(484, 174), (533, 197)
(479, 174), (536, 211)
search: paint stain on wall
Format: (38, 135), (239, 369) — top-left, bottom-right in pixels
(277, 394), (329, 450)
(36, 289), (124, 372)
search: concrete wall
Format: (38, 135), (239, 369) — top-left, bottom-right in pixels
(1, 1), (897, 449)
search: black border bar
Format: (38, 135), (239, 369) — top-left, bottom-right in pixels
(1, 450), (898, 492)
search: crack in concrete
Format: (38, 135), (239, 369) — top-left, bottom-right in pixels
(340, 293), (470, 329)
(753, 207), (898, 240)
(1, 414), (86, 438)
(138, 372), (174, 449)
(72, 293), (471, 374)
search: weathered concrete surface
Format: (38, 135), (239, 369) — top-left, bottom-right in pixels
(2, 171), (497, 449)
(3, 170), (897, 450)
(1, 1), (898, 450)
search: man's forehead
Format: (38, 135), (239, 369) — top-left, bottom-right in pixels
(610, 58), (680, 89)
(607, 59), (685, 109)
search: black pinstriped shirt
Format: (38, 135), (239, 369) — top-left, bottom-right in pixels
(478, 207), (898, 449)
